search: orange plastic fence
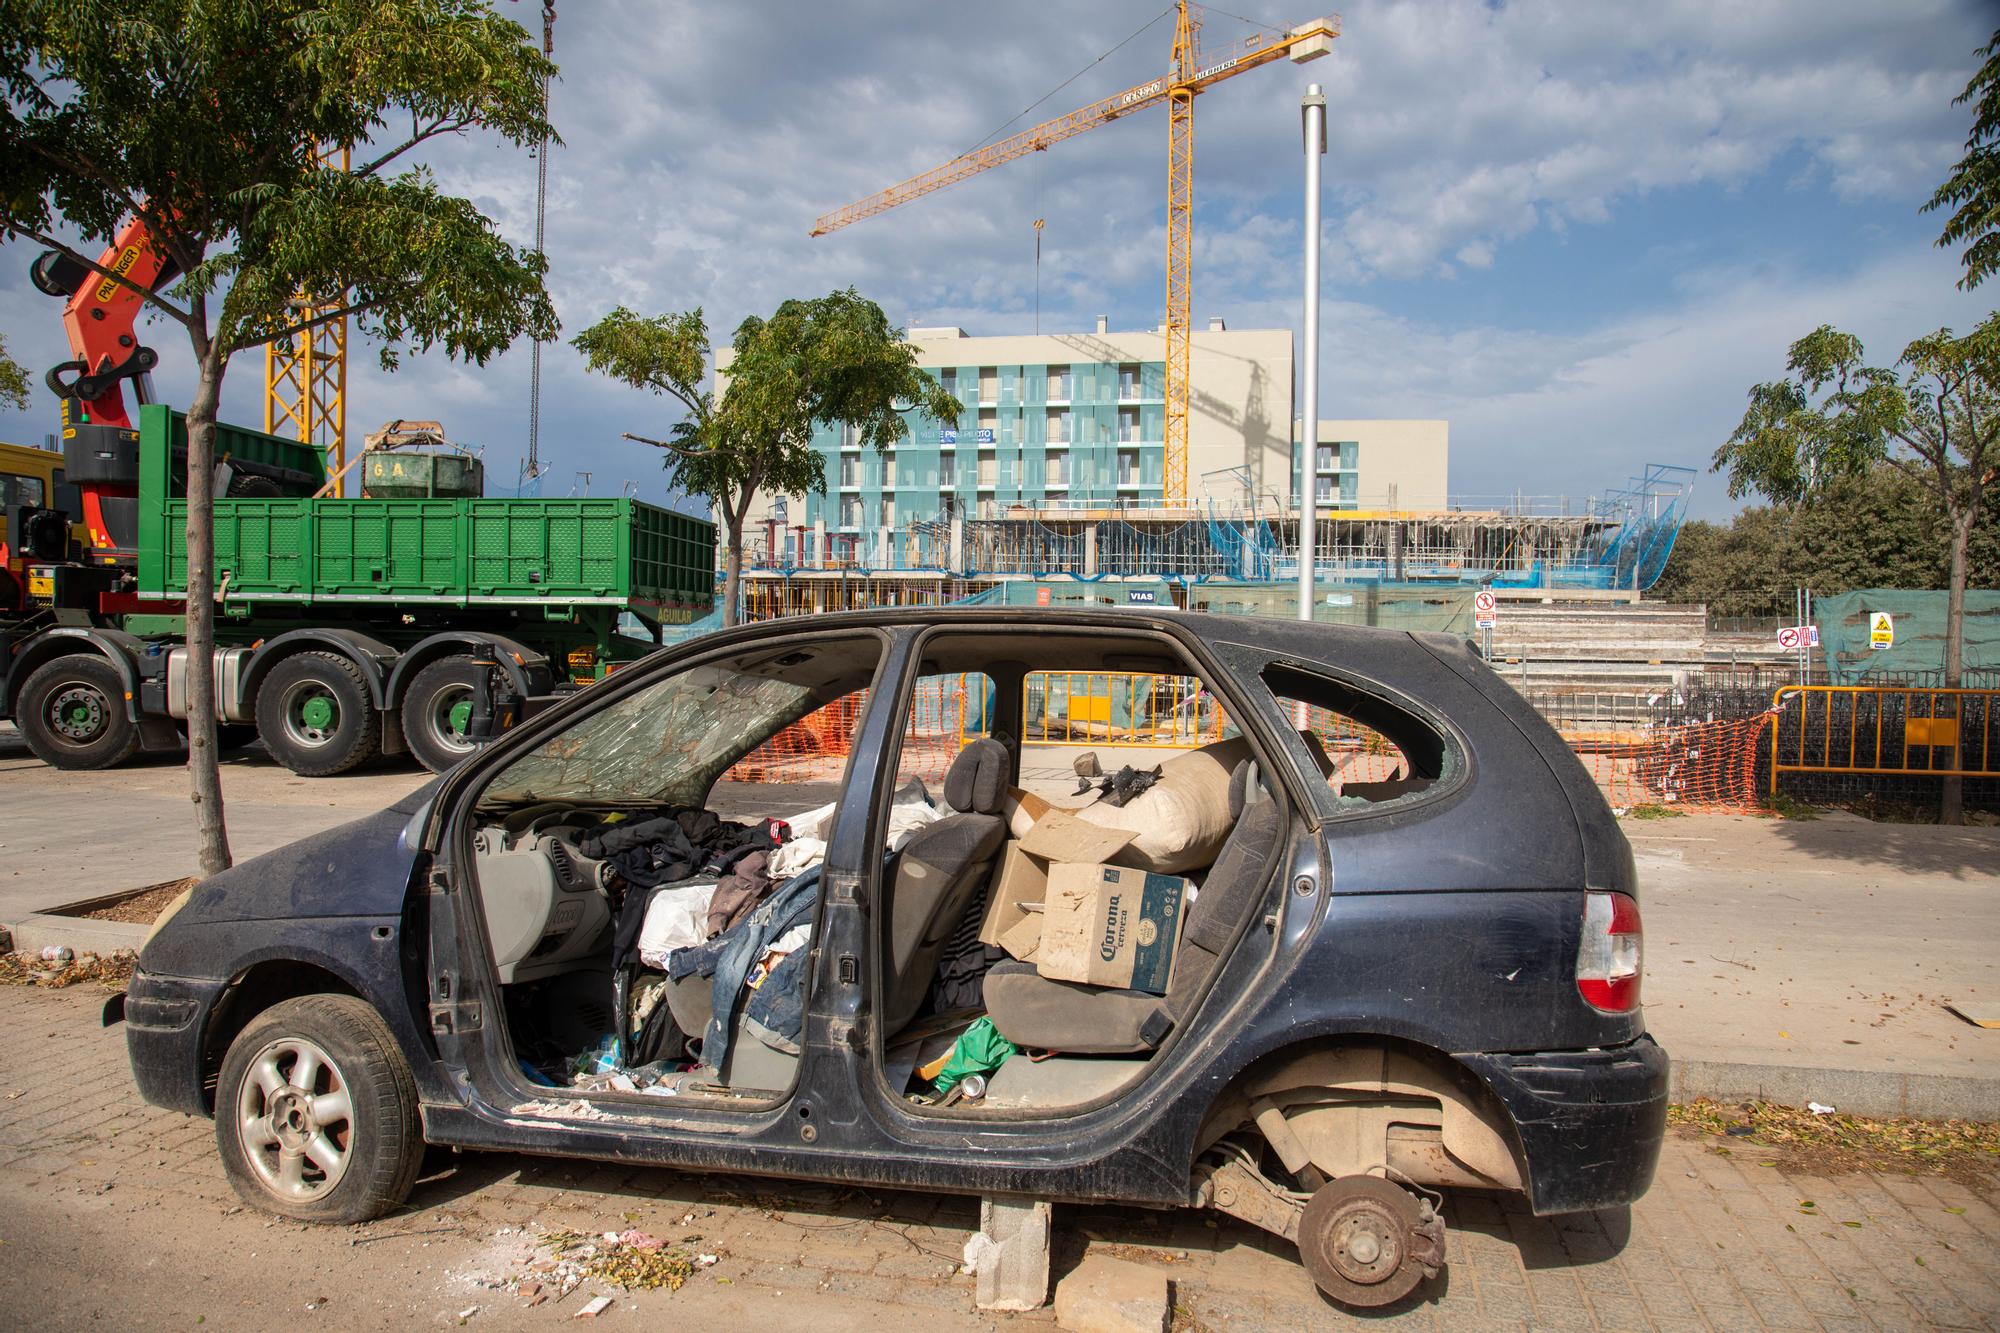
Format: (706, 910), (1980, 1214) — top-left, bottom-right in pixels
(724, 678), (1777, 815)
(1563, 712), (1774, 814)
(723, 678), (968, 786)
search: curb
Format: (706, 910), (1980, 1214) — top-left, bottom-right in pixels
(1672, 1057), (2000, 1123)
(4, 914), (150, 958)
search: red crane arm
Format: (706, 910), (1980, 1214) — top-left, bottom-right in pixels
(29, 215), (178, 430)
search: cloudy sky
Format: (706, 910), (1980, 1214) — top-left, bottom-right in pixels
(1, 0), (1994, 518)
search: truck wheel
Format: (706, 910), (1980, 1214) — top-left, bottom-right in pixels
(402, 655), (484, 773)
(15, 654), (141, 769)
(215, 994), (423, 1225)
(256, 651), (379, 776)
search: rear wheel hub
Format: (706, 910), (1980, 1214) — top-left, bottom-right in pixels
(1298, 1174), (1445, 1308)
(49, 685), (108, 742)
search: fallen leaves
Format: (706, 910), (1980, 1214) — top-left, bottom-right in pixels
(1668, 1097), (2000, 1183)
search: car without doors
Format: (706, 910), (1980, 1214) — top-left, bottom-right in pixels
(113, 608), (1666, 1310)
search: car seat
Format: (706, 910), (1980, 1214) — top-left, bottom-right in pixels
(984, 758), (1282, 1054)
(673, 738), (1013, 1089)
(880, 737), (1009, 1035)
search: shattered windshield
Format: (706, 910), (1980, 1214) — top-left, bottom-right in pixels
(483, 664), (818, 807)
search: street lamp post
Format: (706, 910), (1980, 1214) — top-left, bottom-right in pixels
(1298, 83), (1326, 622)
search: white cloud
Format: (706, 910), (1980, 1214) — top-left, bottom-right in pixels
(1303, 243), (1992, 514)
(0, 0), (1991, 510)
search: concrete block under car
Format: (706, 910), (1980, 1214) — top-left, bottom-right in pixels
(973, 1195), (1052, 1311)
(1054, 1255), (1170, 1333)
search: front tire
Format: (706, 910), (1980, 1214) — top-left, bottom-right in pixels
(401, 655), (485, 774)
(15, 653), (141, 770)
(214, 994), (423, 1224)
(255, 651), (379, 776)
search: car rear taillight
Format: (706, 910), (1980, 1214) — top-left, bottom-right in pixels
(1576, 891), (1642, 1014)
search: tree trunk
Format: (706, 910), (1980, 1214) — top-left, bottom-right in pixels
(183, 344), (233, 874)
(1939, 513), (1968, 826)
(721, 500), (747, 629)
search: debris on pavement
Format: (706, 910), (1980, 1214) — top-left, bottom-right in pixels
(573, 1295), (613, 1319)
(454, 1224), (718, 1305)
(1671, 1097), (2000, 1181)
(1809, 1101), (1837, 1115)
(1945, 1000), (2000, 1029)
(0, 949), (136, 989)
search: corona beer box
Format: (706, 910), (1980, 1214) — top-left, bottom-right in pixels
(1036, 861), (1191, 994)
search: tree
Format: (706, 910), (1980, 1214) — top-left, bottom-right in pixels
(1654, 468), (2000, 616)
(1714, 322), (1998, 823)
(0, 1), (557, 873)
(1926, 26), (2000, 290)
(575, 291), (959, 627)
(0, 333), (29, 411)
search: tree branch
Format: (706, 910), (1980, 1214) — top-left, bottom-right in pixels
(13, 230), (195, 328)
(352, 117), (478, 178)
(623, 431), (709, 460)
(226, 294), (399, 353)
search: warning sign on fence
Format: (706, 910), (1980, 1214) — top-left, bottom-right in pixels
(1776, 625), (1820, 650)
(1869, 611), (1894, 650)
(1474, 589), (1497, 629)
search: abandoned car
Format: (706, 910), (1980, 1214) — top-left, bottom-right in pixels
(113, 608), (1666, 1309)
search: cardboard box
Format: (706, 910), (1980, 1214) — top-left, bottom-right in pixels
(977, 809), (1136, 960)
(1036, 862), (1191, 994)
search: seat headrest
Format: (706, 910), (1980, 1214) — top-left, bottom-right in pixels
(944, 738), (1009, 814)
(1227, 757), (1265, 820)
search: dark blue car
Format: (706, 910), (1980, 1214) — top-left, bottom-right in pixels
(114, 609), (1665, 1309)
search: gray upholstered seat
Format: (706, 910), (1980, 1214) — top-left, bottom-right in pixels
(881, 739), (1009, 1035)
(985, 759), (1282, 1055)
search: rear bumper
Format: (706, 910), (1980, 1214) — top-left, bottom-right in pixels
(1458, 1034), (1669, 1216)
(122, 968), (227, 1117)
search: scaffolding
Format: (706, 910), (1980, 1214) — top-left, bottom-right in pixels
(739, 462), (1694, 593)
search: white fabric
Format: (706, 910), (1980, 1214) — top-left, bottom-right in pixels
(769, 795), (944, 879)
(636, 882), (717, 969)
(767, 923), (812, 957)
(770, 836), (826, 879)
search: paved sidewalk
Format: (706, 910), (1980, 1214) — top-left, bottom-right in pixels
(1629, 811), (2000, 1117)
(0, 724), (428, 925)
(1, 986), (1994, 1330)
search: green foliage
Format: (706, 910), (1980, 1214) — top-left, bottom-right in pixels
(707, 289), (961, 526)
(0, 0), (559, 362)
(574, 292), (959, 624)
(1926, 28), (2000, 290)
(1713, 325), (1912, 507)
(1712, 320), (1997, 601)
(0, 0), (560, 872)
(0, 333), (27, 411)
(1654, 467), (2000, 615)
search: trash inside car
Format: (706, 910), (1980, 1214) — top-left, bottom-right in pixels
(113, 608), (1666, 1309)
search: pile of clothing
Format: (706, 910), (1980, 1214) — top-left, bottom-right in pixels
(574, 785), (946, 1089)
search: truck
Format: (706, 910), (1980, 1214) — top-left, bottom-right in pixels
(4, 226), (715, 777)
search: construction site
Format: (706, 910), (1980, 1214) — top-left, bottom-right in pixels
(4, 4), (2000, 1330)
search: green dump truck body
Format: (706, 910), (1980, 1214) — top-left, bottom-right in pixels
(136, 406), (713, 615)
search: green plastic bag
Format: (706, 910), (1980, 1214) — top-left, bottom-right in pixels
(932, 1017), (1017, 1096)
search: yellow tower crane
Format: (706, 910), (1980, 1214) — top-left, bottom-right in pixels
(263, 142), (350, 486)
(812, 3), (1339, 504)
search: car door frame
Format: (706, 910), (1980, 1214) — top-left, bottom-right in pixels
(822, 616), (1338, 1204)
(413, 620), (914, 1171)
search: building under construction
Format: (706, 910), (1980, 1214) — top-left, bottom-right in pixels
(727, 462), (1694, 631)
